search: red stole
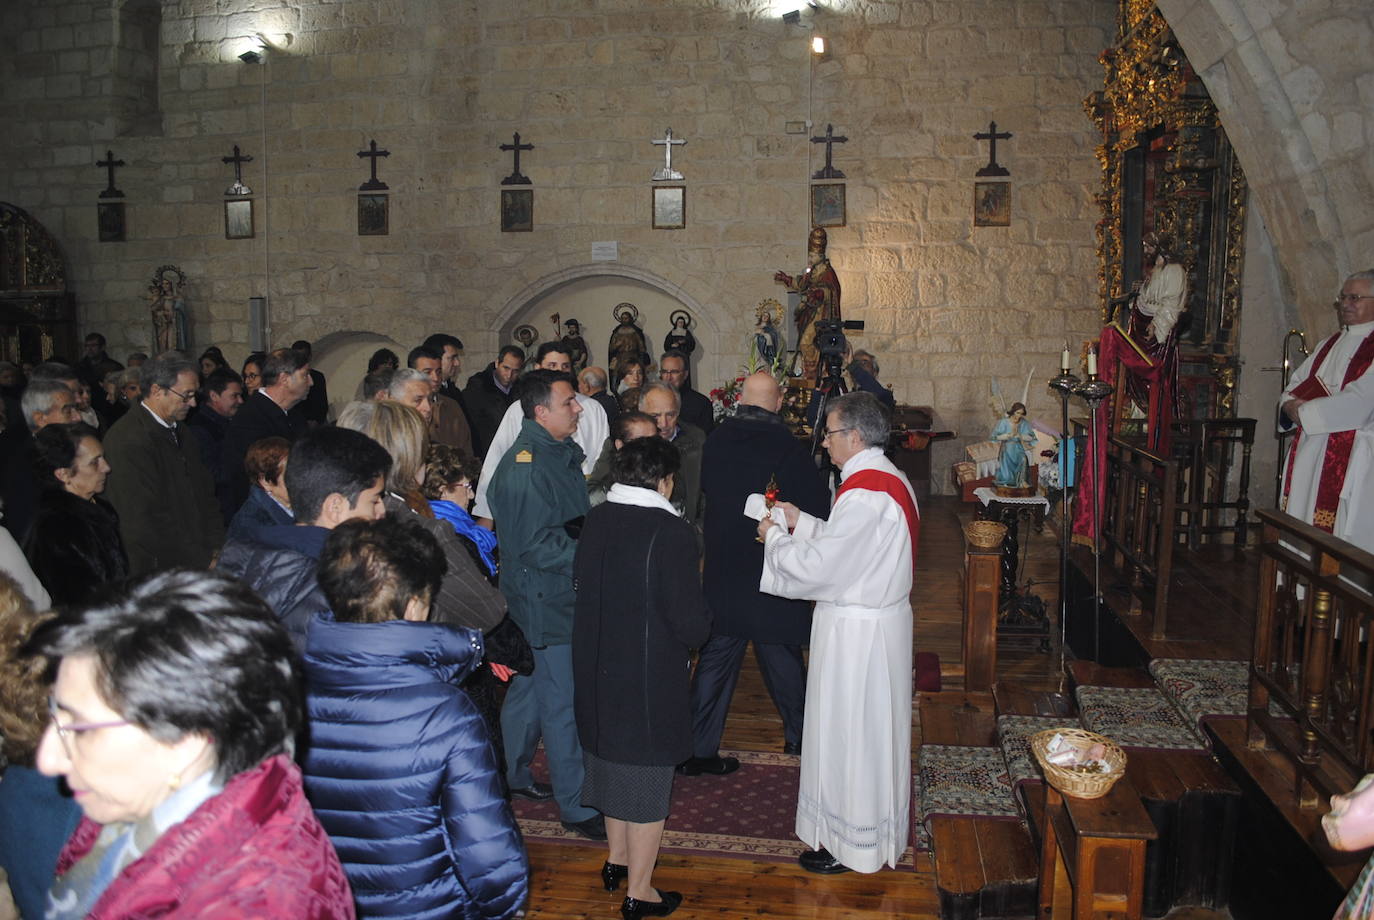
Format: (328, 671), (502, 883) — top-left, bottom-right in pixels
(1282, 328), (1374, 531)
(835, 468), (921, 570)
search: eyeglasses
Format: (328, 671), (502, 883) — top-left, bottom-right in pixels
(821, 427), (854, 440)
(165, 386), (197, 403)
(47, 698), (129, 756)
(1337, 294), (1374, 304)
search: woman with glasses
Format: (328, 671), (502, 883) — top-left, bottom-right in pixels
(24, 422), (129, 607)
(27, 569), (355, 918)
(241, 352), (266, 397)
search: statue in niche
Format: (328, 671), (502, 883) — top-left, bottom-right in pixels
(560, 317), (589, 374)
(774, 226), (841, 381)
(148, 264), (189, 354)
(1113, 232), (1188, 425)
(606, 302), (650, 389)
(663, 310), (696, 359)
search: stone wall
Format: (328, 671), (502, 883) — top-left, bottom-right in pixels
(0, 0), (1114, 490)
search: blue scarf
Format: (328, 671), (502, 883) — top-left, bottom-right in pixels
(429, 500), (499, 575)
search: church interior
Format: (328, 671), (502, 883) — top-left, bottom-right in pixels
(2, 0), (1373, 916)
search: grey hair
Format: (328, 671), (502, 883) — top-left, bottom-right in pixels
(826, 391), (890, 449)
(20, 379), (71, 431)
(387, 367), (430, 399)
(579, 366), (607, 390)
(139, 351), (196, 394)
(852, 350), (879, 376)
(640, 380), (680, 410)
(1346, 269), (1374, 288)
(336, 400), (378, 432)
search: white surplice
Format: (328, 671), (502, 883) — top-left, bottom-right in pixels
(471, 393), (608, 519)
(759, 446), (915, 873)
(1280, 320), (1374, 553)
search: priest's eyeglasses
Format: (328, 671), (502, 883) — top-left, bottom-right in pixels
(165, 386), (197, 403)
(47, 698), (130, 755)
(821, 427), (853, 441)
(1337, 294), (1374, 304)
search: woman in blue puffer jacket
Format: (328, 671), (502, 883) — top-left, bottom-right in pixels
(300, 515), (529, 920)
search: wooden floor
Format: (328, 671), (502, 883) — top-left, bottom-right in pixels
(523, 495), (1230, 919)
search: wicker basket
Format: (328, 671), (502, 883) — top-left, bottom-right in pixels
(963, 520), (1008, 549)
(1030, 728), (1127, 800)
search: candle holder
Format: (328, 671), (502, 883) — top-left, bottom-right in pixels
(1071, 372), (1114, 664)
(1047, 369), (1079, 679)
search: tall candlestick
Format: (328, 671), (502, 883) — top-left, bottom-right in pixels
(1061, 347), (1071, 372)
(1086, 348), (1097, 376)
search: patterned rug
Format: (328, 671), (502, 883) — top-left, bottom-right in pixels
(512, 748), (915, 867)
(996, 714), (1067, 789)
(1075, 685), (1208, 752)
(916, 745), (1019, 823)
(1149, 657), (1292, 728)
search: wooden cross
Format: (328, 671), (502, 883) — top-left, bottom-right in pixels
(96, 150), (125, 199)
(973, 121), (1012, 177)
(810, 124), (848, 180)
(500, 132), (533, 186)
(221, 144), (253, 195)
(357, 139), (390, 191)
(651, 127), (686, 180)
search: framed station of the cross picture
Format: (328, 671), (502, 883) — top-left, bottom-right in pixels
(652, 185), (685, 230)
(358, 193), (389, 236)
(97, 202), (126, 242)
(224, 199), (254, 240)
(501, 189), (533, 233)
(973, 181), (1011, 227)
(810, 183), (846, 228)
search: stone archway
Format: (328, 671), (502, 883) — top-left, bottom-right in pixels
(311, 330), (401, 421)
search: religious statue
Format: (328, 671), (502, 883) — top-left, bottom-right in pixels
(1131, 233), (1188, 349)
(752, 299), (785, 370)
(663, 310), (696, 358)
(1107, 232), (1188, 446)
(561, 317), (589, 374)
(606, 302), (650, 390)
(992, 402), (1037, 491)
(774, 227), (841, 381)
(513, 324), (538, 351)
(148, 264), (189, 355)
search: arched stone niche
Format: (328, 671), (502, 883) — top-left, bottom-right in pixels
(494, 264), (732, 393)
(311, 330), (401, 422)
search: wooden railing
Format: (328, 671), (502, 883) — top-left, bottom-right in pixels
(1101, 437), (1178, 640)
(1249, 510), (1374, 807)
(1170, 418), (1256, 549)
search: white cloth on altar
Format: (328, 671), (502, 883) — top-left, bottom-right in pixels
(1280, 320), (1374, 553)
(759, 446), (914, 873)
(471, 394), (608, 519)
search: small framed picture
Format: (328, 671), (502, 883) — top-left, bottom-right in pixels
(810, 183), (846, 228)
(652, 185), (685, 230)
(501, 188), (533, 233)
(358, 193), (389, 236)
(97, 202), (126, 242)
(224, 199), (254, 239)
(974, 181), (1011, 227)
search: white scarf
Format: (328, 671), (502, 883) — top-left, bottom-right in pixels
(606, 482), (680, 516)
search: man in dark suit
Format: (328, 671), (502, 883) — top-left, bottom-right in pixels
(659, 350), (714, 434)
(188, 367), (245, 524)
(463, 345), (524, 458)
(291, 339), (330, 426)
(678, 371), (830, 775)
(223, 347), (311, 514)
(102, 351), (224, 574)
(576, 366), (620, 425)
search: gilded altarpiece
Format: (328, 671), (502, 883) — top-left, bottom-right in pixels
(0, 203), (76, 365)
(1085, 2), (1248, 424)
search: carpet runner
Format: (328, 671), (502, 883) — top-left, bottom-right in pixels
(1075, 684), (1208, 752)
(512, 748), (916, 866)
(996, 714), (1065, 789)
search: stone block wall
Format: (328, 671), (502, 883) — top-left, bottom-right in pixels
(0, 0), (1116, 490)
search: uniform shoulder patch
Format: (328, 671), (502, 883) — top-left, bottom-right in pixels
(515, 449), (533, 463)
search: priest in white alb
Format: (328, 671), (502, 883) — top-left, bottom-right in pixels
(754, 391), (919, 874)
(1280, 269), (1374, 553)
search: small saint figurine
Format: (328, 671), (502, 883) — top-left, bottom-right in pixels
(752, 299), (785, 369)
(148, 264), (189, 354)
(992, 402), (1037, 491)
(663, 310), (696, 359)
(561, 317), (589, 374)
(774, 227), (841, 381)
(607, 302), (650, 390)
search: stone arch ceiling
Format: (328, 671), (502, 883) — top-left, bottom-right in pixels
(1158, 0), (1374, 335)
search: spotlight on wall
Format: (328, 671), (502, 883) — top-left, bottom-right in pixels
(811, 35), (826, 54)
(239, 49), (262, 63)
(782, 9), (801, 24)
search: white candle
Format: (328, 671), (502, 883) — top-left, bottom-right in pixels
(1061, 347), (1071, 372)
(1087, 349), (1098, 376)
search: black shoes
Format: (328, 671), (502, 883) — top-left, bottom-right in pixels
(561, 814), (607, 840)
(620, 889), (683, 920)
(508, 781), (554, 801)
(601, 861), (628, 891)
(798, 848), (851, 874)
(675, 755), (740, 776)
(783, 740), (802, 756)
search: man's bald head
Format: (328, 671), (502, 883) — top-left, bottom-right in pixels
(738, 372), (783, 413)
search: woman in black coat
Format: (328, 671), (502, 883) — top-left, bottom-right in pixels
(23, 422), (129, 606)
(573, 437), (710, 920)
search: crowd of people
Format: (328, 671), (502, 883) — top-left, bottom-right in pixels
(0, 329), (920, 919)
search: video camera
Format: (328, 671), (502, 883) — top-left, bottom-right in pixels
(815, 318), (865, 360)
